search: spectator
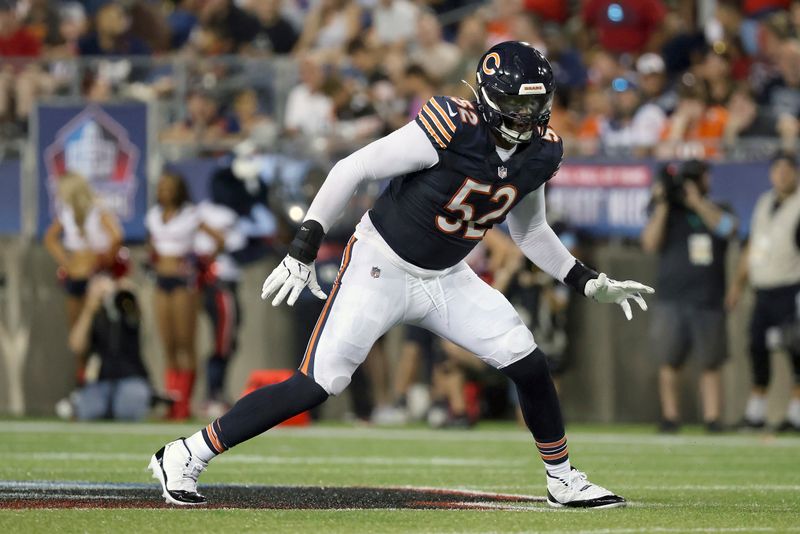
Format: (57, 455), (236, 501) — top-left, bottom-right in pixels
(792, 0), (800, 37)
(700, 49), (735, 106)
(328, 77), (383, 143)
(636, 53), (677, 114)
(575, 84), (611, 156)
(508, 11), (544, 51)
(246, 0), (299, 55)
(145, 171), (224, 420)
(483, 0), (525, 46)
(78, 3), (150, 55)
(43, 171), (123, 384)
(161, 89), (237, 146)
(727, 152), (800, 432)
(743, 0), (791, 17)
(0, 0), (45, 129)
(761, 39), (800, 121)
(0, 0), (41, 58)
(723, 84), (786, 153)
(294, 0), (361, 55)
(46, 2), (87, 58)
(388, 64), (437, 130)
(346, 37), (388, 87)
(584, 48), (624, 89)
(197, 0), (260, 54)
(371, 0), (419, 48)
(750, 11), (793, 93)
(524, 0), (569, 24)
(600, 77), (666, 157)
(581, 0), (666, 54)
(284, 55), (334, 138)
(641, 160), (738, 433)
(540, 22), (588, 100)
(409, 11), (461, 84)
(23, 0), (61, 49)
(63, 277), (152, 421)
(228, 88), (274, 140)
(660, 78), (729, 159)
(167, 0), (199, 49)
(446, 14), (487, 91)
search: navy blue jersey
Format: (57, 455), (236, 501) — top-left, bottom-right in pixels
(370, 95), (563, 270)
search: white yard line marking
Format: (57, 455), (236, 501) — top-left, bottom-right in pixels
(3, 421), (799, 448)
(3, 451), (517, 467)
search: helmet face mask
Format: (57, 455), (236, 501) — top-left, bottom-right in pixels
(475, 41), (555, 145)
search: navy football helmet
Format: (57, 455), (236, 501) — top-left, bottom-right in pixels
(475, 41), (555, 144)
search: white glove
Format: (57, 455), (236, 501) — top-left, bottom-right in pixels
(260, 255), (327, 307)
(584, 273), (654, 321)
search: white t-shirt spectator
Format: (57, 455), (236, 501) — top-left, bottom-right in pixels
(600, 103), (667, 152)
(284, 84), (334, 137)
(372, 0), (419, 45)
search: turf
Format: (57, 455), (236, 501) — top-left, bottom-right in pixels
(1, 420), (799, 533)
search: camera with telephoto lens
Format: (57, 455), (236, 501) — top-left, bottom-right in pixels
(657, 160), (708, 206)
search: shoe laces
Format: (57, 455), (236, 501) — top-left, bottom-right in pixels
(175, 455), (207, 492)
(565, 468), (591, 491)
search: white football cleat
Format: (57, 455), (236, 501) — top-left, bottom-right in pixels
(148, 438), (208, 505)
(546, 467), (626, 509)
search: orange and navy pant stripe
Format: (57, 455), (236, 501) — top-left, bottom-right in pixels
(202, 419), (227, 455)
(536, 436), (568, 465)
(298, 236), (357, 378)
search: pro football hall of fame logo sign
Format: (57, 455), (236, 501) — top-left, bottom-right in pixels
(44, 105), (140, 221)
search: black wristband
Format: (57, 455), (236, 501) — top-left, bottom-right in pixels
(288, 220), (326, 264)
(564, 260), (599, 296)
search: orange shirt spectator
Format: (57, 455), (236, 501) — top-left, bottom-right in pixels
(661, 102), (729, 158)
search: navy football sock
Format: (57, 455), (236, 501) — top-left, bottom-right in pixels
(204, 371), (329, 452)
(501, 349), (570, 475)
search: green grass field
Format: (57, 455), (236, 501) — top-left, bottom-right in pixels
(1, 420), (798, 533)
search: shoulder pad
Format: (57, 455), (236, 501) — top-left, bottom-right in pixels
(415, 96), (479, 151)
(530, 127), (564, 182)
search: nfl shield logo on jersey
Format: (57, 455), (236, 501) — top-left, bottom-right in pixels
(498, 166), (508, 179)
(371, 266), (381, 278)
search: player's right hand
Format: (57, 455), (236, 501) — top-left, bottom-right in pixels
(261, 255), (327, 307)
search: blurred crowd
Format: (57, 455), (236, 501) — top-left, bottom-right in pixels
(1, 0), (800, 159)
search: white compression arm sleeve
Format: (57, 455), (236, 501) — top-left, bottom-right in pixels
(304, 121), (439, 231)
(506, 186), (577, 282)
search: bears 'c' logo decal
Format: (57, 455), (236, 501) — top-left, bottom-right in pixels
(482, 52), (501, 76)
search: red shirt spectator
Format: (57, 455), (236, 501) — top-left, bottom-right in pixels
(525, 0), (569, 23)
(743, 0), (790, 17)
(582, 0), (666, 54)
(0, 7), (41, 57)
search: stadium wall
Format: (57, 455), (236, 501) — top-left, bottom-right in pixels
(0, 238), (795, 424)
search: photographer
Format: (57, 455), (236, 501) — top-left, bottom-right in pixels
(64, 277), (151, 421)
(727, 152), (800, 432)
(641, 160), (738, 433)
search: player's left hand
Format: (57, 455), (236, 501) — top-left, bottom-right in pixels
(584, 273), (654, 321)
(260, 255), (327, 307)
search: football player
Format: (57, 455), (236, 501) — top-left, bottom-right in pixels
(149, 41), (653, 509)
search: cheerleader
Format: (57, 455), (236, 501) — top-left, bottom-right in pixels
(146, 171), (224, 420)
(44, 172), (123, 380)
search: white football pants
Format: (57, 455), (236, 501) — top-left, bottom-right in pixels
(299, 214), (537, 395)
